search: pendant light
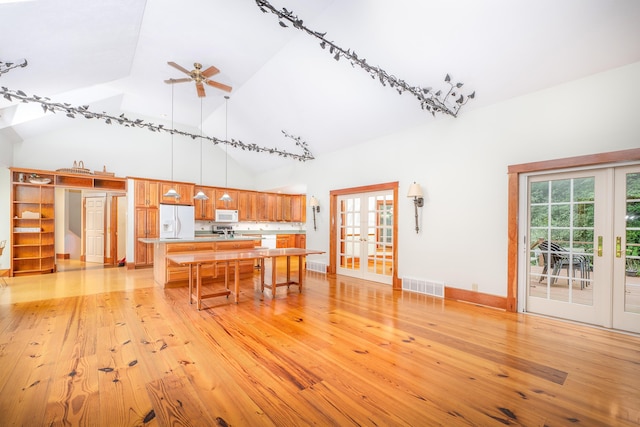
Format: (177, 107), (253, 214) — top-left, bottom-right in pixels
(163, 84), (179, 199)
(219, 95), (232, 203)
(194, 96), (209, 201)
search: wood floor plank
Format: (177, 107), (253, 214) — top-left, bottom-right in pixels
(1, 266), (639, 426)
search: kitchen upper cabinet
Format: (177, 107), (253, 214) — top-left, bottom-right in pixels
(238, 191), (257, 221)
(160, 182), (194, 205)
(135, 179), (159, 208)
(291, 195), (306, 223)
(266, 193), (278, 221)
(194, 186), (215, 220)
(280, 195), (292, 222)
(256, 192), (269, 221)
(215, 188), (238, 210)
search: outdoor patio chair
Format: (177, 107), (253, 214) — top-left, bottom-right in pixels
(537, 239), (590, 289)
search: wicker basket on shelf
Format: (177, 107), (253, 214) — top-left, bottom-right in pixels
(56, 160), (93, 175)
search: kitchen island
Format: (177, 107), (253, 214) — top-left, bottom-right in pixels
(139, 236), (260, 288)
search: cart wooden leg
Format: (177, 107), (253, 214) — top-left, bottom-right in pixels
(298, 255), (304, 292)
(234, 259), (240, 304)
(286, 256), (291, 287)
(196, 263), (202, 311)
(188, 264), (193, 304)
(271, 256), (277, 294)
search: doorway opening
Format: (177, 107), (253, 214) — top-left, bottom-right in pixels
(55, 189), (126, 272)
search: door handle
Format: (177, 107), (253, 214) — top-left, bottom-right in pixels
(616, 236), (622, 258)
(598, 236), (603, 257)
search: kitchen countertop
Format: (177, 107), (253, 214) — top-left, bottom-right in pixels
(139, 236), (259, 244)
(196, 230), (306, 236)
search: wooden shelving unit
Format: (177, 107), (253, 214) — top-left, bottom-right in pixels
(9, 167), (128, 277)
(10, 170), (56, 276)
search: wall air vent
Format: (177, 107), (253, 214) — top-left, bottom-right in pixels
(402, 277), (445, 298)
(306, 261), (327, 274)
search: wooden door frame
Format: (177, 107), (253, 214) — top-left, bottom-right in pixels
(506, 148), (640, 312)
(329, 182), (399, 288)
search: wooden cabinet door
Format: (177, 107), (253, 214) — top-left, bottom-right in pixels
(267, 193), (277, 221)
(135, 180), (159, 208)
(194, 187), (215, 220)
(290, 195), (305, 222)
(295, 234), (306, 248)
(135, 208), (157, 266)
(160, 183), (194, 205)
(215, 188), (238, 210)
(238, 191), (257, 221)
(281, 195), (292, 222)
(256, 192), (268, 221)
(276, 235), (290, 248)
(275, 194), (284, 221)
(178, 183), (194, 203)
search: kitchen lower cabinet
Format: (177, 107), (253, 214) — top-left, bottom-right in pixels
(135, 208), (158, 267)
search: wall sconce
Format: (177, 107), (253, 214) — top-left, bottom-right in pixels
(309, 196), (320, 231)
(407, 182), (424, 233)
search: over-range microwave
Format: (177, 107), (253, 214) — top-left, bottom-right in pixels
(215, 209), (239, 223)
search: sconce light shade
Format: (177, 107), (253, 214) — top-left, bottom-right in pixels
(407, 182), (424, 199)
(309, 196), (320, 209)
(219, 192), (232, 202)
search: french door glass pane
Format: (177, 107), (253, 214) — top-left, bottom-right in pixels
(339, 198), (361, 270)
(625, 172), (640, 314)
(529, 177), (594, 305)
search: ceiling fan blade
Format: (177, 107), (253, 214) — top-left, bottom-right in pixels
(167, 61), (191, 75)
(164, 78), (192, 84)
(201, 65), (220, 78)
(205, 79), (232, 93)
(196, 82), (206, 98)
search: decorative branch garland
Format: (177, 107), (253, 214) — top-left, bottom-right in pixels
(255, 0), (475, 117)
(0, 59), (28, 76)
(0, 87), (315, 162)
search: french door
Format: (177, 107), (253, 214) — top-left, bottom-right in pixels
(523, 165), (640, 333)
(336, 191), (394, 284)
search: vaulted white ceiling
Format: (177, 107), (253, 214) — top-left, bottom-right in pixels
(2, 0), (639, 173)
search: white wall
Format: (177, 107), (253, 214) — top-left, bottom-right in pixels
(256, 62), (640, 297)
(1, 62), (639, 294)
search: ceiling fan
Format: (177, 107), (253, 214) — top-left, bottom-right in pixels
(164, 61), (232, 97)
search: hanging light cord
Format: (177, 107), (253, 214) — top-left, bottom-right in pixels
(171, 84), (174, 181)
(225, 95), (229, 190)
(200, 97), (203, 185)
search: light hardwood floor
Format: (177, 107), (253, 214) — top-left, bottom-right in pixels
(0, 261), (639, 426)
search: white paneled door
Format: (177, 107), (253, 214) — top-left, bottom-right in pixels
(85, 197), (105, 264)
(524, 165), (640, 334)
(336, 191), (394, 284)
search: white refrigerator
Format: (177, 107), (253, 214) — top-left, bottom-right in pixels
(159, 204), (195, 239)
